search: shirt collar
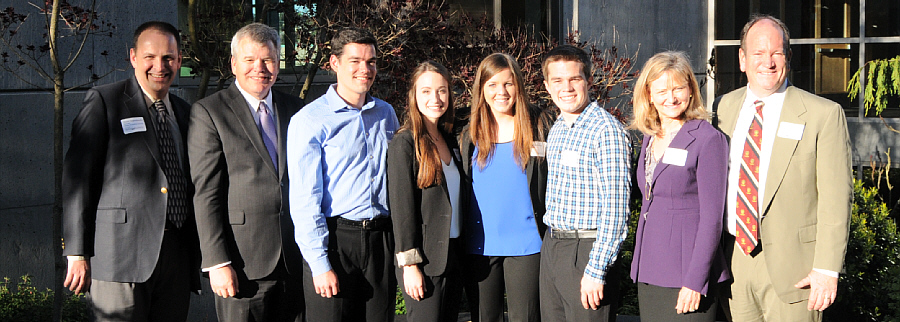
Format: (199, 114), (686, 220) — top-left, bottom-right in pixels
(557, 101), (599, 127)
(235, 81), (274, 112)
(324, 84), (375, 112)
(139, 86), (171, 110)
(744, 81), (788, 107)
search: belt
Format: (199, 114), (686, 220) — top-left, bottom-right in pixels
(548, 229), (597, 239)
(336, 216), (392, 230)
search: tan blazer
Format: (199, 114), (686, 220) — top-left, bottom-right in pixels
(716, 86), (852, 303)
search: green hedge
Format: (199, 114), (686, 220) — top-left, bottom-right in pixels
(825, 180), (900, 321)
(0, 275), (89, 322)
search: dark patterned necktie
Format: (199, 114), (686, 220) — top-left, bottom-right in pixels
(736, 100), (764, 255)
(153, 100), (187, 228)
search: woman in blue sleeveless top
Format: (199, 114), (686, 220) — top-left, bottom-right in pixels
(460, 53), (552, 322)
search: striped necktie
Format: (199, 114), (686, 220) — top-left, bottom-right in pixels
(736, 100), (764, 255)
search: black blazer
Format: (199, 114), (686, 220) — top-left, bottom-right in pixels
(188, 83), (304, 280)
(458, 117), (550, 238)
(388, 130), (466, 276)
(62, 76), (200, 290)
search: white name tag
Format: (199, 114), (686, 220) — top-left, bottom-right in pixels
(777, 122), (804, 140)
(453, 148), (462, 162)
(531, 141), (546, 157)
(561, 150), (580, 167)
(662, 148), (688, 166)
(120, 117), (147, 135)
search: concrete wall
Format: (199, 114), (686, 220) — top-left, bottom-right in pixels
(559, 0), (710, 113)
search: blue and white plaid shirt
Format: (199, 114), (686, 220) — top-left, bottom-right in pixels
(544, 101), (632, 283)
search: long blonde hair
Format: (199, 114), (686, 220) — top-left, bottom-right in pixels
(469, 53), (535, 170)
(403, 61), (455, 188)
(630, 51), (708, 136)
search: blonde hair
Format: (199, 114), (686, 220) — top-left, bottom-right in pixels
(630, 51), (708, 136)
(469, 53), (535, 170)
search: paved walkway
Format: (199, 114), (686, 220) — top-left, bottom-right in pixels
(394, 313), (642, 322)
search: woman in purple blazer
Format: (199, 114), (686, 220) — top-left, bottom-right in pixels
(629, 51), (730, 322)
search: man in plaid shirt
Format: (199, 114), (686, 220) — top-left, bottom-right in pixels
(539, 45), (632, 321)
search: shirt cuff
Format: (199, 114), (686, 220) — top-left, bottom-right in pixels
(813, 268), (839, 278)
(395, 248), (424, 267)
(308, 257), (333, 277)
(66, 255), (86, 261)
(202, 261), (231, 272)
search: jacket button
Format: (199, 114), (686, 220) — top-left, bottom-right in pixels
(161, 187), (168, 194)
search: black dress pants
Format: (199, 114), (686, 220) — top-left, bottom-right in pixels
(303, 217), (396, 322)
(539, 236), (619, 322)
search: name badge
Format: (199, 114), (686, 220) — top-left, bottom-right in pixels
(121, 117), (147, 135)
(777, 122), (804, 140)
(561, 150), (580, 167)
(453, 148), (462, 162)
(662, 148), (688, 166)
(531, 141), (546, 157)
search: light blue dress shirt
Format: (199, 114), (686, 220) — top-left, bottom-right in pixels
(287, 84), (399, 277)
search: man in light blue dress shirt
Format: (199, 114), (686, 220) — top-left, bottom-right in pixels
(287, 27), (399, 322)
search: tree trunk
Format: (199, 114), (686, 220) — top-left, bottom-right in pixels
(48, 1), (65, 321)
(198, 67), (210, 99)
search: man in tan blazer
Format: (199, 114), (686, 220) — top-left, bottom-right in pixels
(715, 15), (852, 321)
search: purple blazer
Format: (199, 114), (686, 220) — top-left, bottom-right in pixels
(630, 119), (730, 295)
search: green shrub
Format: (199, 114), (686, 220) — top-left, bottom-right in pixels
(825, 180), (900, 322)
(395, 286), (406, 315)
(0, 275), (89, 322)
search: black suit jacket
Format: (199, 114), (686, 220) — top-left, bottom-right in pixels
(188, 83), (303, 280)
(387, 130), (467, 276)
(62, 76), (200, 289)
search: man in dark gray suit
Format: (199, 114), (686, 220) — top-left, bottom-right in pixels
(188, 22), (304, 322)
(62, 21), (200, 321)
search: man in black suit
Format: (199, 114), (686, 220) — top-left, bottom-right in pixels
(62, 21), (200, 321)
(188, 22), (304, 322)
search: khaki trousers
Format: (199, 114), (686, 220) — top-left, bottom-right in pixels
(729, 242), (822, 322)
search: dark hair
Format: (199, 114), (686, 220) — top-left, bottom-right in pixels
(133, 21), (180, 49)
(404, 61), (455, 188)
(331, 27), (377, 58)
(740, 14), (791, 57)
(231, 23), (281, 57)
(542, 44), (591, 81)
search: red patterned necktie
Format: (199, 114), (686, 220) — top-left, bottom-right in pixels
(736, 100), (764, 255)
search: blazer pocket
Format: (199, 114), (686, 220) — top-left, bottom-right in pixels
(799, 223), (817, 243)
(96, 208), (126, 224)
(229, 210), (246, 225)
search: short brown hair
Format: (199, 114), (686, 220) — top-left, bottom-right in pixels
(740, 14), (791, 57)
(331, 27), (377, 58)
(542, 45), (591, 81)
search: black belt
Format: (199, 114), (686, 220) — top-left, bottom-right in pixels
(548, 229), (597, 239)
(336, 216), (392, 230)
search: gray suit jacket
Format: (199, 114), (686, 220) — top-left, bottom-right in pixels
(188, 83), (303, 280)
(62, 76), (200, 289)
(716, 86), (852, 303)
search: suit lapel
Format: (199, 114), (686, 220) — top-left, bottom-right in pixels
(273, 92), (290, 179)
(224, 84), (278, 176)
(762, 87), (806, 212)
(124, 77), (163, 168)
(718, 88), (747, 135)
(650, 120), (699, 188)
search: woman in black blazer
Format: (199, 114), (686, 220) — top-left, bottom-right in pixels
(387, 61), (465, 322)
